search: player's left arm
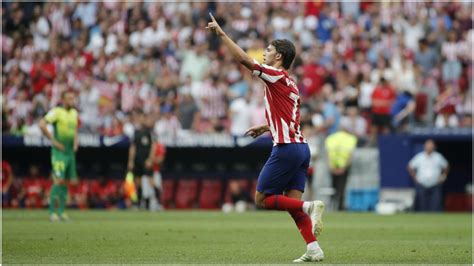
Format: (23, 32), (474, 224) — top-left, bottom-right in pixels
(439, 165), (449, 183)
(145, 142), (156, 169)
(244, 124), (270, 138)
(206, 13), (253, 71)
(439, 156), (449, 183)
(40, 109), (65, 151)
(74, 124), (79, 153)
(407, 155), (419, 181)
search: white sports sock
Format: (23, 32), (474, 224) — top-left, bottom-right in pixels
(307, 241), (320, 251)
(302, 201), (311, 214)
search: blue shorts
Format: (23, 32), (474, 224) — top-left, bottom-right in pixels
(257, 143), (311, 195)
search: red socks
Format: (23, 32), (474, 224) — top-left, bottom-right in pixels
(263, 195), (303, 211)
(264, 195), (316, 244)
(289, 210), (317, 244)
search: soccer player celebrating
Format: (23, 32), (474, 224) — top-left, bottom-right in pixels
(207, 14), (325, 262)
(40, 91), (79, 222)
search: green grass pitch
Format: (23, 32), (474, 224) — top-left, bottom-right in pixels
(2, 210), (472, 264)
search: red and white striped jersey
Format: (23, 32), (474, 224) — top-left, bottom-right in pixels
(252, 60), (306, 144)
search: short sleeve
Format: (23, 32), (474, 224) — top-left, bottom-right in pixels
(408, 154), (420, 169)
(44, 108), (59, 123)
(251, 59), (285, 83)
(437, 153), (448, 169)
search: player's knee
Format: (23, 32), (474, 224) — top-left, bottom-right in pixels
(254, 193), (266, 208)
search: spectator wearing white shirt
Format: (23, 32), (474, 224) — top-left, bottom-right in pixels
(370, 57), (394, 85)
(249, 95), (266, 128)
(154, 109), (182, 141)
(30, 6), (50, 51)
(180, 44), (211, 82)
(402, 16), (424, 52)
(358, 73), (375, 114)
(73, 2), (97, 29)
(408, 139), (449, 212)
(229, 93), (252, 137)
(393, 58), (417, 94)
(79, 77), (101, 132)
(8, 90), (32, 130)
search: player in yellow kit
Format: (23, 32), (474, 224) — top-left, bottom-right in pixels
(39, 91), (79, 222)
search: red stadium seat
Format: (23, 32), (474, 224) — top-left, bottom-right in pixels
(224, 179), (249, 203)
(69, 180), (90, 209)
(88, 180), (101, 198)
(444, 193), (472, 212)
(175, 179), (199, 209)
(198, 179), (223, 209)
(23, 177), (46, 208)
(160, 179), (175, 209)
(42, 179), (53, 193)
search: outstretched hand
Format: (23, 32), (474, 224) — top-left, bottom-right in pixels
(205, 12), (225, 36)
(244, 125), (269, 138)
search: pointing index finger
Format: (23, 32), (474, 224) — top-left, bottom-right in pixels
(209, 12), (216, 22)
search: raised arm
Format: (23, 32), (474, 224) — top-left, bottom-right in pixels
(206, 13), (253, 71)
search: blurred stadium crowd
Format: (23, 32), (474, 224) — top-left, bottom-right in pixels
(3, 1), (472, 142)
(1, 2), (472, 209)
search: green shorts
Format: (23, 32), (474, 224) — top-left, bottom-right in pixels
(51, 153), (77, 180)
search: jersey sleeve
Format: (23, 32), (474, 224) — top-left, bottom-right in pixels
(44, 107), (59, 123)
(408, 154), (420, 169)
(252, 59), (285, 83)
(437, 153), (448, 169)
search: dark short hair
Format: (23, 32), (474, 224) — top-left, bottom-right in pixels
(61, 90), (74, 99)
(270, 39), (296, 70)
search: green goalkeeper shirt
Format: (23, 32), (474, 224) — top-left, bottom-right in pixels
(44, 106), (78, 156)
